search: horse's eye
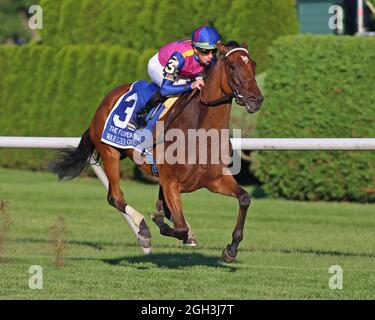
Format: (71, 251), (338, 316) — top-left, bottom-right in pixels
(229, 64), (236, 71)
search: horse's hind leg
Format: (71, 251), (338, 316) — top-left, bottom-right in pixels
(97, 144), (151, 249)
(151, 186), (197, 246)
(206, 175), (251, 263)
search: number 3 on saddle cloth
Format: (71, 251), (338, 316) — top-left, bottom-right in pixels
(101, 81), (176, 176)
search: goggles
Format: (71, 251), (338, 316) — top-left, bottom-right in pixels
(195, 47), (217, 56)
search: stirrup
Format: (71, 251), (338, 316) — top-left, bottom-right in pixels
(128, 114), (147, 130)
(127, 121), (139, 130)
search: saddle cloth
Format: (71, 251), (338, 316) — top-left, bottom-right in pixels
(101, 80), (178, 153)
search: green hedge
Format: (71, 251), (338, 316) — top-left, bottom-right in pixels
(38, 0), (298, 71)
(252, 35), (375, 202)
(1, 0), (298, 177)
(0, 0), (36, 43)
(0, 45), (156, 177)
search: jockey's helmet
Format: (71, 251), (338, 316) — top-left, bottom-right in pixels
(191, 26), (220, 50)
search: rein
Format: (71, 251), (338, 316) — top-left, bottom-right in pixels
(200, 47), (249, 107)
(200, 92), (234, 107)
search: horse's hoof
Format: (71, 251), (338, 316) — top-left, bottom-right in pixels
(149, 211), (165, 228)
(143, 247), (152, 255)
(138, 219), (151, 249)
(183, 237), (198, 247)
(222, 246), (236, 263)
(150, 210), (164, 221)
(137, 234), (151, 249)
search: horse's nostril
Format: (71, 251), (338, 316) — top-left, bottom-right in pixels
(258, 95), (264, 103)
(248, 96), (257, 102)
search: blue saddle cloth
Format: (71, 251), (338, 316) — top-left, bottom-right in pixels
(101, 81), (165, 175)
(101, 80), (166, 149)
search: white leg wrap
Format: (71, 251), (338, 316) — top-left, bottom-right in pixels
(125, 205), (145, 229)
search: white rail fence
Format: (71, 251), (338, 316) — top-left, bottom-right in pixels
(1, 137), (375, 150)
(1, 136), (374, 254)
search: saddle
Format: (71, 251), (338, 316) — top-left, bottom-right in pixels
(128, 94), (179, 131)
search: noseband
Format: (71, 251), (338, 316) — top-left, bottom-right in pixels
(201, 47), (250, 107)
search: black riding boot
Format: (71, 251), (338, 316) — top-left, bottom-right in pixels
(131, 89), (166, 129)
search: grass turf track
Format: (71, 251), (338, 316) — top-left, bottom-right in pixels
(0, 167), (374, 299)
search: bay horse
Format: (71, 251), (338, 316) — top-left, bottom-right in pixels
(50, 41), (263, 263)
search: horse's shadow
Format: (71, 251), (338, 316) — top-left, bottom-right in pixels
(100, 252), (238, 272)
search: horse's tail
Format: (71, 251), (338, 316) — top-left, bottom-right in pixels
(49, 128), (98, 181)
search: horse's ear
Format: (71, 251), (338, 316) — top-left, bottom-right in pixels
(241, 42), (249, 50)
(217, 41), (229, 55)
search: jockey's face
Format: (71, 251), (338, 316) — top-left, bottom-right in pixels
(194, 47), (217, 66)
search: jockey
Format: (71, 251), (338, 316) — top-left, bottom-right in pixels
(132, 25), (220, 128)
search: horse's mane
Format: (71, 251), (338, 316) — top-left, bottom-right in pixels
(225, 40), (241, 48)
(202, 40), (241, 81)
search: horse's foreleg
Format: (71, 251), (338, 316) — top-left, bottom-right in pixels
(153, 182), (189, 242)
(151, 186), (197, 246)
(98, 145), (151, 249)
(207, 175), (251, 263)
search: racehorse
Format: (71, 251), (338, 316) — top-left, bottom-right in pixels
(49, 41), (263, 263)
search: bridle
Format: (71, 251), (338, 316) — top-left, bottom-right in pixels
(201, 47), (251, 107)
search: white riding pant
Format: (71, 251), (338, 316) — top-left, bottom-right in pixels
(147, 53), (190, 88)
